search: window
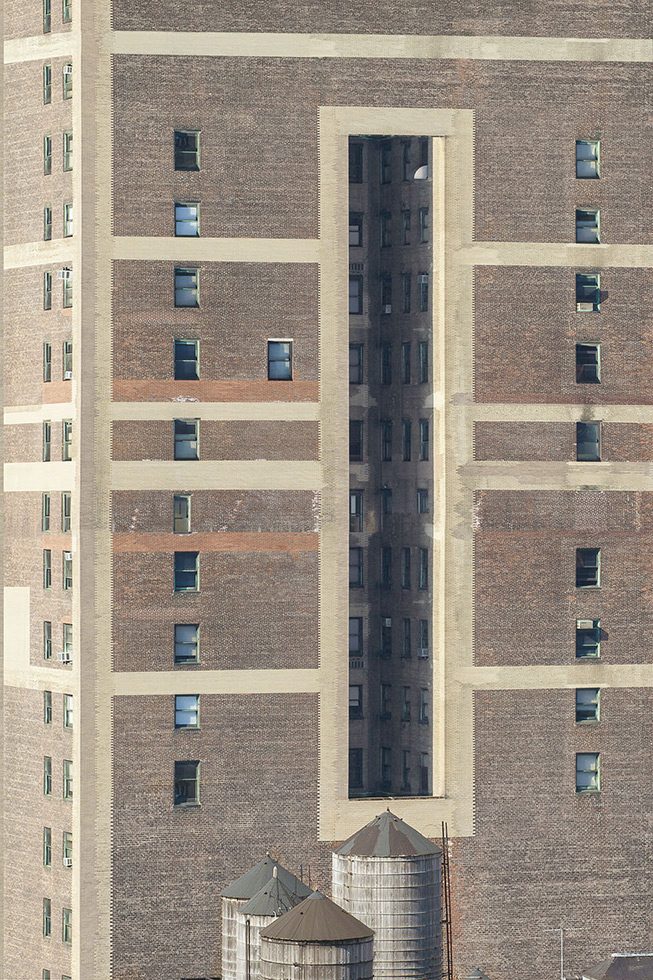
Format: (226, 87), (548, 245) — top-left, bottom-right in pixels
(173, 494), (191, 533)
(349, 275), (363, 314)
(402, 750), (411, 791)
(576, 548), (600, 588)
(349, 747), (363, 789)
(62, 551), (73, 590)
(402, 618), (412, 659)
(576, 688), (600, 723)
(576, 752), (600, 792)
(402, 686), (411, 721)
(417, 488), (429, 513)
(577, 421), (601, 462)
(576, 139), (600, 179)
(419, 419), (430, 460)
(401, 547), (411, 589)
(381, 487), (393, 517)
(381, 546), (392, 589)
(402, 419), (412, 461)
(43, 0), (51, 31)
(174, 418), (199, 460)
(381, 345), (392, 385)
(175, 694), (200, 729)
(418, 341), (428, 383)
(402, 209), (411, 244)
(62, 0), (72, 22)
(419, 619), (429, 658)
(418, 548), (429, 591)
(63, 831), (73, 866)
(418, 137), (429, 176)
(576, 208), (600, 244)
(44, 690), (52, 724)
(576, 273), (601, 312)
(44, 757), (52, 795)
(62, 268), (73, 308)
(349, 685), (363, 719)
(419, 207), (429, 243)
(268, 340), (292, 380)
(349, 490), (363, 532)
(174, 624), (200, 664)
(59, 341), (72, 383)
(380, 683), (391, 719)
(349, 344), (363, 384)
(402, 140), (412, 181)
(42, 971), (50, 980)
(62, 419), (73, 460)
(402, 343), (411, 384)
(174, 130), (200, 171)
(43, 898), (52, 937)
(44, 136), (52, 175)
(381, 419), (392, 461)
(419, 688), (429, 724)
(43, 421), (52, 461)
(44, 271), (53, 309)
(43, 827), (52, 867)
(418, 272), (429, 312)
(380, 210), (391, 248)
(380, 617), (392, 658)
(173, 339), (199, 381)
(348, 142), (363, 183)
(420, 753), (430, 795)
(349, 420), (363, 462)
(402, 272), (411, 313)
(43, 621), (52, 661)
(63, 203), (73, 237)
(62, 623), (73, 662)
(175, 202), (200, 237)
(576, 618), (601, 659)
(174, 551), (199, 592)
(349, 212), (363, 247)
(43, 64), (52, 104)
(43, 550), (52, 589)
(174, 760), (200, 805)
(380, 140), (392, 183)
(63, 131), (73, 171)
(348, 617), (363, 657)
(576, 343), (601, 384)
(61, 492), (71, 531)
(44, 206), (52, 241)
(63, 693), (73, 729)
(42, 492), (51, 531)
(63, 759), (73, 800)
(381, 274), (392, 312)
(62, 63), (73, 100)
(174, 267), (199, 307)
(62, 908), (72, 944)
(380, 747), (392, 789)
(349, 547), (363, 588)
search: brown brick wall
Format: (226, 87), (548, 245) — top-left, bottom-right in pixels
(4, 686), (73, 980)
(112, 551), (319, 670)
(475, 421), (653, 461)
(452, 689), (653, 978)
(111, 419), (319, 461)
(475, 490), (653, 666)
(474, 267), (653, 404)
(5, 0), (73, 39)
(112, 57), (652, 245)
(112, 693), (330, 980)
(111, 0), (649, 39)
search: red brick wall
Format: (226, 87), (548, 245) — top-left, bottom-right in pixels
(475, 421), (653, 462)
(111, 419), (319, 461)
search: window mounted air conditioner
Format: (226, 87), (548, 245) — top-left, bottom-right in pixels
(383, 305), (392, 314)
(63, 371), (73, 380)
(383, 618), (392, 627)
(57, 651), (72, 664)
(63, 65), (73, 75)
(63, 857), (73, 867)
(57, 268), (72, 280)
(418, 648), (429, 659)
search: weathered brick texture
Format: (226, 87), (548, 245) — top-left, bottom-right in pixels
(111, 419), (319, 461)
(475, 421), (653, 462)
(5, 0), (73, 39)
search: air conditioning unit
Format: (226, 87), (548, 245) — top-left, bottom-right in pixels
(63, 857), (73, 867)
(577, 619), (595, 630)
(383, 617), (392, 627)
(63, 370), (73, 380)
(576, 301), (595, 312)
(418, 647), (429, 659)
(57, 651), (72, 664)
(383, 304), (392, 314)
(57, 268), (73, 280)
(63, 65), (73, 75)
(417, 273), (429, 284)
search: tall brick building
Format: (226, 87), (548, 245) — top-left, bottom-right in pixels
(2, 2), (652, 979)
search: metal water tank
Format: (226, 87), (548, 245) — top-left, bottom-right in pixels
(259, 891), (374, 980)
(332, 809), (442, 978)
(221, 855), (311, 980)
(236, 867), (303, 980)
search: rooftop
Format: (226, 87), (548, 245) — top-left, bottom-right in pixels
(240, 869), (302, 918)
(582, 954), (653, 980)
(260, 891), (374, 944)
(221, 855), (312, 901)
(334, 809), (442, 858)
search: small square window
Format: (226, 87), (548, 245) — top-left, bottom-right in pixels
(419, 619), (429, 658)
(175, 202), (200, 237)
(380, 140), (392, 184)
(576, 140), (600, 179)
(62, 0), (72, 22)
(43, 690), (52, 725)
(419, 688), (429, 725)
(173, 494), (191, 533)
(417, 488), (429, 513)
(42, 492), (51, 531)
(174, 760), (200, 805)
(62, 267), (73, 308)
(348, 617), (363, 657)
(576, 344), (601, 384)
(63, 551), (73, 590)
(62, 907), (72, 944)
(349, 547), (363, 588)
(349, 490), (363, 532)
(43, 621), (52, 661)
(576, 752), (600, 792)
(43, 271), (53, 309)
(43, 0), (51, 31)
(349, 344), (363, 384)
(349, 213), (363, 247)
(61, 491), (72, 531)
(43, 64), (52, 104)
(576, 548), (600, 588)
(577, 421), (601, 462)
(63, 339), (73, 378)
(174, 418), (199, 460)
(576, 618), (601, 659)
(63, 131), (73, 172)
(174, 624), (200, 664)
(63, 830), (73, 866)
(63, 202), (73, 237)
(62, 63), (73, 100)
(62, 419), (73, 460)
(43, 549), (52, 589)
(381, 419), (392, 462)
(419, 207), (429, 243)
(576, 688), (600, 723)
(174, 551), (199, 592)
(175, 694), (200, 729)
(44, 136), (52, 176)
(576, 273), (601, 312)
(418, 272), (429, 312)
(43, 421), (52, 461)
(63, 693), (73, 729)
(348, 142), (363, 183)
(349, 420), (363, 462)
(418, 548), (429, 591)
(268, 340), (292, 381)
(419, 419), (430, 461)
(349, 275), (363, 315)
(43, 898), (51, 937)
(43, 826), (52, 866)
(174, 267), (199, 307)
(63, 759), (73, 800)
(43, 756), (52, 795)
(576, 208), (600, 244)
(62, 623), (73, 662)
(174, 339), (200, 380)
(174, 130), (200, 171)
(43, 206), (52, 241)
(349, 685), (363, 719)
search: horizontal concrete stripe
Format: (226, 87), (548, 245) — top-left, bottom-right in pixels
(111, 668), (322, 696)
(4, 33), (74, 64)
(460, 664), (653, 689)
(108, 31), (653, 64)
(113, 531), (318, 553)
(468, 404), (653, 423)
(111, 460), (321, 490)
(461, 460), (653, 491)
(4, 462), (75, 492)
(4, 403), (75, 425)
(113, 236), (320, 263)
(112, 379), (320, 404)
(461, 242), (653, 268)
(110, 399), (320, 421)
(40, 533), (73, 550)
(4, 239), (74, 270)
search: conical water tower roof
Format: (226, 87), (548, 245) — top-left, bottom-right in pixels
(334, 809), (442, 858)
(221, 855), (312, 900)
(240, 871), (302, 918)
(260, 891), (373, 943)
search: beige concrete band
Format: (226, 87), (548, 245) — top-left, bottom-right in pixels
(469, 405), (653, 422)
(3, 462), (75, 491)
(3, 239), (75, 270)
(4, 32), (74, 64)
(111, 460), (321, 490)
(4, 404), (76, 425)
(112, 669), (322, 697)
(109, 401), (320, 422)
(462, 461), (653, 491)
(461, 242), (653, 268)
(113, 236), (320, 264)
